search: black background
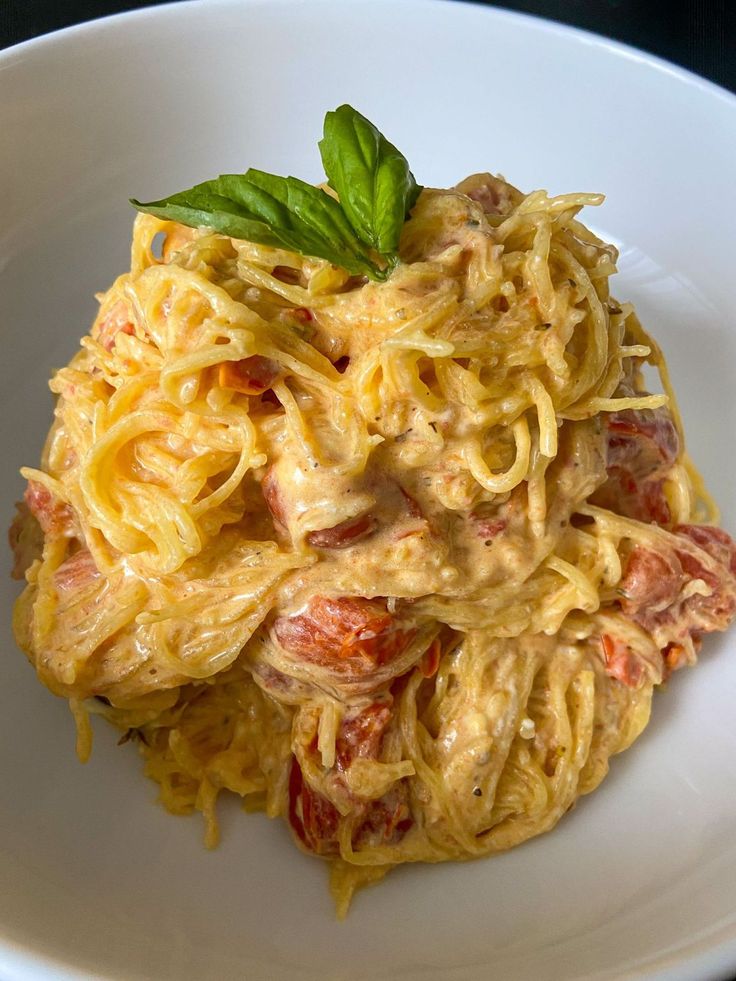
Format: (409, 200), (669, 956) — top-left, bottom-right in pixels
(1, 3), (735, 981)
(1, 0), (734, 93)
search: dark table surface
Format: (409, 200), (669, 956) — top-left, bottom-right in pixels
(1, 2), (735, 981)
(1, 0), (734, 94)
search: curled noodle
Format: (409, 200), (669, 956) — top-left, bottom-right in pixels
(12, 170), (733, 917)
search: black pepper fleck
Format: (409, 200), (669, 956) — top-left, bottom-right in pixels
(473, 787), (482, 797)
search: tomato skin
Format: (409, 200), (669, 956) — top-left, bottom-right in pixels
(606, 409), (679, 475)
(218, 355), (280, 395)
(306, 513), (377, 550)
(274, 596), (415, 675)
(619, 546), (683, 616)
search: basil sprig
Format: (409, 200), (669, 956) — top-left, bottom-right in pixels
(319, 105), (421, 264)
(131, 105), (421, 282)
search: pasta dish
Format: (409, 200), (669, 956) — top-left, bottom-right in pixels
(10, 107), (736, 916)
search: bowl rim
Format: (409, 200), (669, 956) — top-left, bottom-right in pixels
(2, 0), (735, 109)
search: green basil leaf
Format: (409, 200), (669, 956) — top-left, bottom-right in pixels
(132, 105), (422, 281)
(130, 180), (286, 248)
(132, 171), (387, 280)
(241, 170), (383, 277)
(319, 104), (421, 257)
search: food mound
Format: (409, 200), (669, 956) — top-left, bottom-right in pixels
(10, 108), (736, 916)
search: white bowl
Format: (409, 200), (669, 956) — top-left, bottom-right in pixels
(2, 2), (736, 979)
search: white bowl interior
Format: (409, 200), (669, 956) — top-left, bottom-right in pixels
(1, 2), (736, 979)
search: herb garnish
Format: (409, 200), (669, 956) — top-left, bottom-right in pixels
(131, 105), (421, 282)
(319, 105), (421, 267)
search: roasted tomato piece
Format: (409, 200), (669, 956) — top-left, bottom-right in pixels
(675, 524), (736, 577)
(218, 355), (280, 395)
(592, 407), (679, 525)
(306, 514), (377, 550)
(600, 634), (646, 688)
(638, 479), (672, 526)
(673, 527), (736, 630)
(619, 546), (683, 616)
(606, 408), (679, 476)
(274, 596), (414, 673)
(618, 525), (736, 648)
(288, 758), (340, 856)
(594, 470), (671, 525)
(24, 480), (73, 537)
(289, 756), (412, 856)
(335, 701), (392, 772)
(354, 785), (413, 848)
